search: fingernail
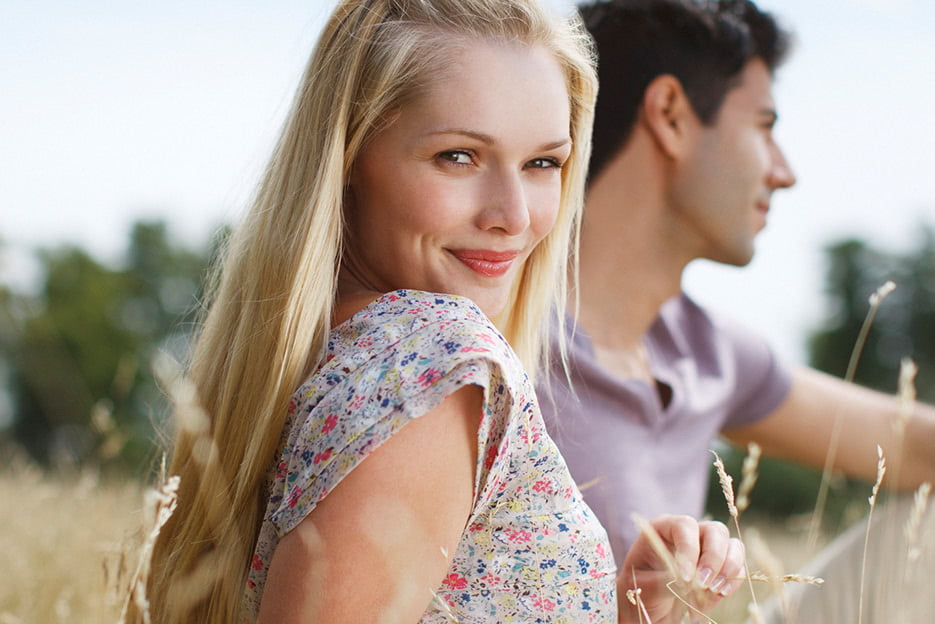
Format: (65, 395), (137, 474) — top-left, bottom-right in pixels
(720, 579), (740, 597)
(697, 567), (714, 588)
(710, 577), (726, 594)
(678, 559), (694, 582)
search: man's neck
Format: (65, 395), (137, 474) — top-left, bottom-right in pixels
(575, 143), (693, 353)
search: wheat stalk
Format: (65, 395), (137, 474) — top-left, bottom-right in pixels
(736, 442), (761, 516)
(905, 482), (932, 566)
(745, 573), (824, 586)
(711, 449), (758, 612)
(808, 280), (896, 554)
(857, 445), (886, 624)
(626, 568), (653, 624)
(117, 475), (180, 624)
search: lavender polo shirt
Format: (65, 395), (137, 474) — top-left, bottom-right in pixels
(539, 294), (792, 564)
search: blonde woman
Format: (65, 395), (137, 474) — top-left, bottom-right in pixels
(145, 1), (744, 622)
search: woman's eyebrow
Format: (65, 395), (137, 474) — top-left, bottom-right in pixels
(424, 129), (571, 151)
(425, 128), (496, 144)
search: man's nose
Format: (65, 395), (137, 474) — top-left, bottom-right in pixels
(768, 141), (796, 190)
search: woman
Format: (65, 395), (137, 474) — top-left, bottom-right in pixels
(146, 1), (744, 622)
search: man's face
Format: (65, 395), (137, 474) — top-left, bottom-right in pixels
(671, 57), (796, 266)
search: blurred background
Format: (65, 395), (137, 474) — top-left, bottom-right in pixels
(1, 0), (933, 509)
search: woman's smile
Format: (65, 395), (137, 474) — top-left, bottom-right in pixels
(448, 249), (520, 277)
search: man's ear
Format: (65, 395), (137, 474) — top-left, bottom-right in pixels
(641, 74), (697, 160)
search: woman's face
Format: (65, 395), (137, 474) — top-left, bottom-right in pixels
(343, 40), (571, 319)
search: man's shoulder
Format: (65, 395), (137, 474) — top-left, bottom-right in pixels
(651, 293), (774, 365)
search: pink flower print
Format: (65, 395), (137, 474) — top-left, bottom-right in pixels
(247, 579), (255, 589)
(251, 554), (264, 571)
(480, 572), (501, 586)
(475, 331), (495, 345)
(533, 480), (553, 494)
(349, 394), (365, 410)
(508, 529), (532, 543)
(442, 573), (468, 590)
(468, 521), (484, 533)
(596, 543), (606, 559)
(313, 448), (333, 465)
(417, 368), (442, 387)
(321, 413), (338, 434)
(287, 486), (304, 509)
(459, 346), (490, 354)
(275, 461), (287, 479)
(533, 597), (556, 612)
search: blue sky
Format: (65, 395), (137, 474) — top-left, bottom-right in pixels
(2, 0), (933, 366)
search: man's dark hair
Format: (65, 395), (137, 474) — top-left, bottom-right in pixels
(580, 0), (791, 181)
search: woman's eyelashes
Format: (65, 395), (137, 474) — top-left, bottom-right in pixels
(435, 150), (564, 170)
(525, 157), (563, 169)
(437, 149), (474, 166)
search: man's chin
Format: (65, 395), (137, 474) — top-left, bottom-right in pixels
(707, 247), (755, 268)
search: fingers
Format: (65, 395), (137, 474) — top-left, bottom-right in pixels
(712, 534), (746, 597)
(638, 515), (746, 596)
(695, 520), (744, 595)
(648, 514), (701, 582)
(619, 515), (747, 624)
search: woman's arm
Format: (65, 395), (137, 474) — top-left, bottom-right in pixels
(258, 385), (483, 623)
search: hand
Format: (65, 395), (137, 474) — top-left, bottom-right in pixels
(617, 514), (745, 624)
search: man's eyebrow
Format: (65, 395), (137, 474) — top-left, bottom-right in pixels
(424, 129), (572, 151)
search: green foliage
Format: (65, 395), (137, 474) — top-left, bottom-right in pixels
(809, 227), (935, 402)
(0, 221), (218, 471)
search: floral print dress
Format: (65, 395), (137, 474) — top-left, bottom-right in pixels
(243, 290), (616, 622)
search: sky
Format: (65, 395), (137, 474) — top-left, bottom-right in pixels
(2, 0), (933, 367)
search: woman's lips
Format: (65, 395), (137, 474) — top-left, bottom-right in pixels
(450, 249), (519, 277)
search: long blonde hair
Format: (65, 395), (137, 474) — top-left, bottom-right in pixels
(145, 1), (596, 621)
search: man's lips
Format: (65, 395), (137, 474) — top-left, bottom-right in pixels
(449, 249), (520, 277)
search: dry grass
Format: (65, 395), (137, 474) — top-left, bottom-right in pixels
(4, 280), (932, 623)
(0, 456), (143, 624)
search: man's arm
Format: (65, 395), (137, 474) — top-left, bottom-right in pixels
(723, 366), (935, 489)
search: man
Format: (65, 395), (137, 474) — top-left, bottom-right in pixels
(539, 0), (935, 576)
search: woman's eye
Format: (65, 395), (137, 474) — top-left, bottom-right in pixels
(438, 150), (473, 165)
(525, 157), (562, 169)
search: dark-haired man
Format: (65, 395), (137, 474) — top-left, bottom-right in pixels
(539, 0), (935, 600)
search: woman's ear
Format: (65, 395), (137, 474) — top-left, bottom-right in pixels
(640, 74), (698, 160)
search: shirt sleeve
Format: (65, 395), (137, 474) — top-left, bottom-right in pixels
(268, 315), (515, 537)
(717, 314), (793, 429)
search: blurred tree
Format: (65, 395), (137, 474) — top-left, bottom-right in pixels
(809, 227), (935, 402)
(1, 221), (216, 470)
(707, 224), (935, 527)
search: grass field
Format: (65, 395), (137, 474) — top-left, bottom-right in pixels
(0, 460), (143, 623)
(1, 457), (932, 623)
